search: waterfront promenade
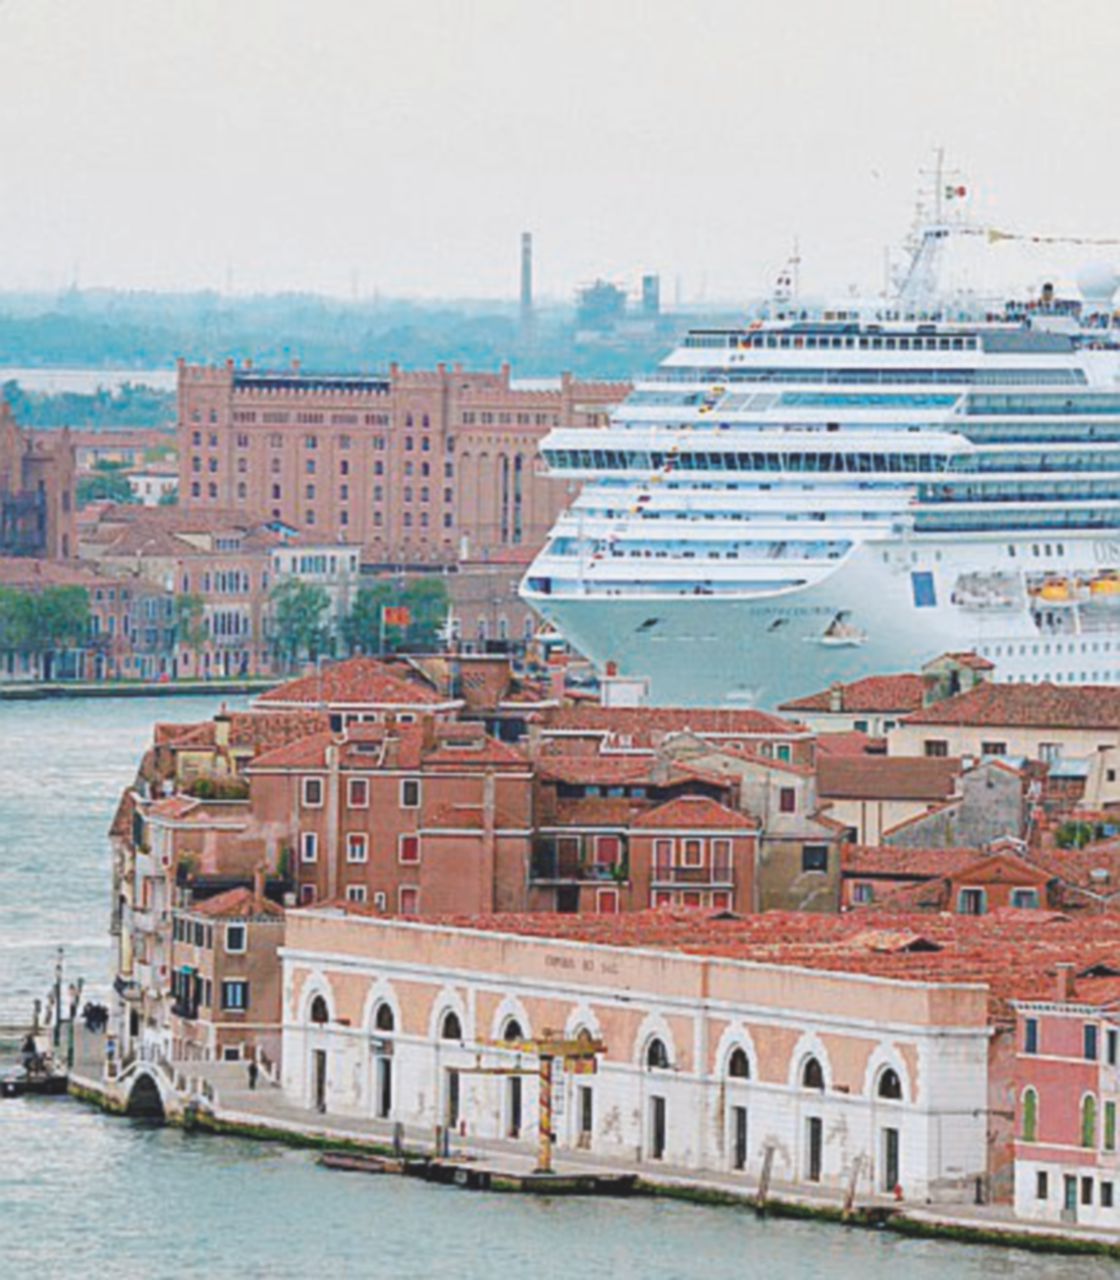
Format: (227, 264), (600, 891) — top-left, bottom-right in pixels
(66, 1040), (1120, 1258)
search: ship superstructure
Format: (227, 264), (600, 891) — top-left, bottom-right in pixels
(521, 196), (1120, 706)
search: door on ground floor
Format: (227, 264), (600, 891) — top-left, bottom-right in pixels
(731, 1105), (748, 1172)
(649, 1095), (667, 1161)
(446, 1068), (461, 1129)
(1063, 1174), (1078, 1222)
(376, 1055), (392, 1119)
(312, 1049), (327, 1113)
(806, 1115), (823, 1182)
(882, 1126), (899, 1193)
(578, 1084), (593, 1148)
(507, 1075), (523, 1139)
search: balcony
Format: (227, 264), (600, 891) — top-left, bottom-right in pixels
(530, 840), (628, 884)
(170, 1000), (199, 1022)
(652, 859), (734, 887)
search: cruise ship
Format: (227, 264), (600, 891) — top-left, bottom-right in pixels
(520, 204), (1120, 707)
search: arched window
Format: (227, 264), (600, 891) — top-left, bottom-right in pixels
(877, 1067), (902, 1101)
(1082, 1093), (1098, 1148)
(1022, 1087), (1038, 1142)
(375, 1003), (395, 1033)
(728, 1048), (751, 1079)
(801, 1056), (825, 1091)
(503, 1018), (524, 1043)
(441, 1010), (463, 1042)
(309, 995), (329, 1025)
(646, 1037), (669, 1069)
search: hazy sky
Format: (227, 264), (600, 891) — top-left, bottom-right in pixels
(2, 0), (1119, 301)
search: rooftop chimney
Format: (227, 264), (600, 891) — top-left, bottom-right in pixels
(829, 682), (844, 714)
(1055, 962), (1077, 1002)
(520, 231), (533, 320)
(253, 863), (266, 913)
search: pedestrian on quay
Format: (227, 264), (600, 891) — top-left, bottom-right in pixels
(247, 1059), (259, 1090)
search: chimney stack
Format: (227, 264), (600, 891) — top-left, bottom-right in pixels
(829, 682), (844, 714)
(519, 232), (534, 344)
(1055, 962), (1077, 1002)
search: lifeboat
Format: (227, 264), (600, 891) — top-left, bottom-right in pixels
(1038, 578), (1072, 603)
(1090, 574), (1120, 597)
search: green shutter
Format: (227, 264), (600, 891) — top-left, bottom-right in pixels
(1082, 1095), (1098, 1148)
(1106, 1101), (1116, 1152)
(1022, 1089), (1038, 1142)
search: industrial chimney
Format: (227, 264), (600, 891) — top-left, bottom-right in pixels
(519, 231), (535, 342)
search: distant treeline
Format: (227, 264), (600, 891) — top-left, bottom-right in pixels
(2, 380), (175, 430)
(0, 289), (680, 381)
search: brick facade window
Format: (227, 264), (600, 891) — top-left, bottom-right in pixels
(302, 777), (324, 807)
(399, 834), (420, 864)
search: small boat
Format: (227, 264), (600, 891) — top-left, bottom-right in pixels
(1, 1064), (69, 1098)
(318, 1150), (407, 1175)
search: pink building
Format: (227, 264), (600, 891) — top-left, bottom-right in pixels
(1014, 967), (1120, 1227)
(177, 360), (627, 566)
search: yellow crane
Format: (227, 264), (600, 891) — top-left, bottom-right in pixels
(461, 1028), (605, 1174)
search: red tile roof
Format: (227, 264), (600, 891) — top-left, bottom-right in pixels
(817, 755), (960, 801)
(779, 674), (927, 714)
(256, 657), (449, 708)
(631, 795), (756, 831)
(345, 907), (1120, 1017)
(192, 887), (283, 919)
(541, 705), (807, 742)
(842, 845), (987, 878)
(940, 651), (997, 672)
(902, 682), (1120, 729)
(815, 731), (885, 757)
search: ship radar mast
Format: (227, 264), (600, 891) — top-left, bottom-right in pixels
(895, 148), (972, 309)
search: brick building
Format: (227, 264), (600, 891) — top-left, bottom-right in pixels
(0, 402), (76, 559)
(176, 360), (627, 566)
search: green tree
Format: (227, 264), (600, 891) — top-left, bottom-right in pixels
(174, 593), (207, 669)
(340, 583), (394, 655)
(401, 577), (450, 650)
(77, 468), (134, 506)
(271, 579), (331, 669)
(35, 587), (90, 650)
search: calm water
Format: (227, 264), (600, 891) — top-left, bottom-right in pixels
(0, 696), (1112, 1277)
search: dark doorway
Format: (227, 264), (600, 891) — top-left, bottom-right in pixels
(732, 1105), (748, 1171)
(507, 1075), (523, 1138)
(556, 886), (579, 913)
(578, 1085), (593, 1147)
(806, 1115), (823, 1182)
(649, 1095), (666, 1160)
(312, 1049), (327, 1113)
(883, 1126), (900, 1192)
(376, 1056), (392, 1119)
(447, 1068), (461, 1128)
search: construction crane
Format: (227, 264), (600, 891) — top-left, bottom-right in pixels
(459, 1028), (605, 1174)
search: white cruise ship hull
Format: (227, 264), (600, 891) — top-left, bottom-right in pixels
(531, 539), (1120, 707)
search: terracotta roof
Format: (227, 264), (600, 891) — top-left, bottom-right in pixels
(817, 755), (960, 801)
(348, 907), (1120, 1018)
(547, 797), (639, 828)
(842, 845), (988, 879)
(779, 674), (926, 714)
(156, 709), (330, 753)
(631, 795), (756, 831)
(249, 731), (335, 770)
(541, 705), (806, 742)
(256, 657), (448, 708)
(192, 887), (283, 919)
(902, 681), (1120, 729)
(939, 651), (997, 672)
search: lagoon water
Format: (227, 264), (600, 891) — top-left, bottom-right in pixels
(0, 695), (1111, 1278)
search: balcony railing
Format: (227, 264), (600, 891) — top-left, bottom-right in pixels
(530, 843), (628, 884)
(652, 860), (734, 887)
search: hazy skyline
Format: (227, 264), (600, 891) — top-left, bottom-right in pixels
(3, 0), (1119, 302)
